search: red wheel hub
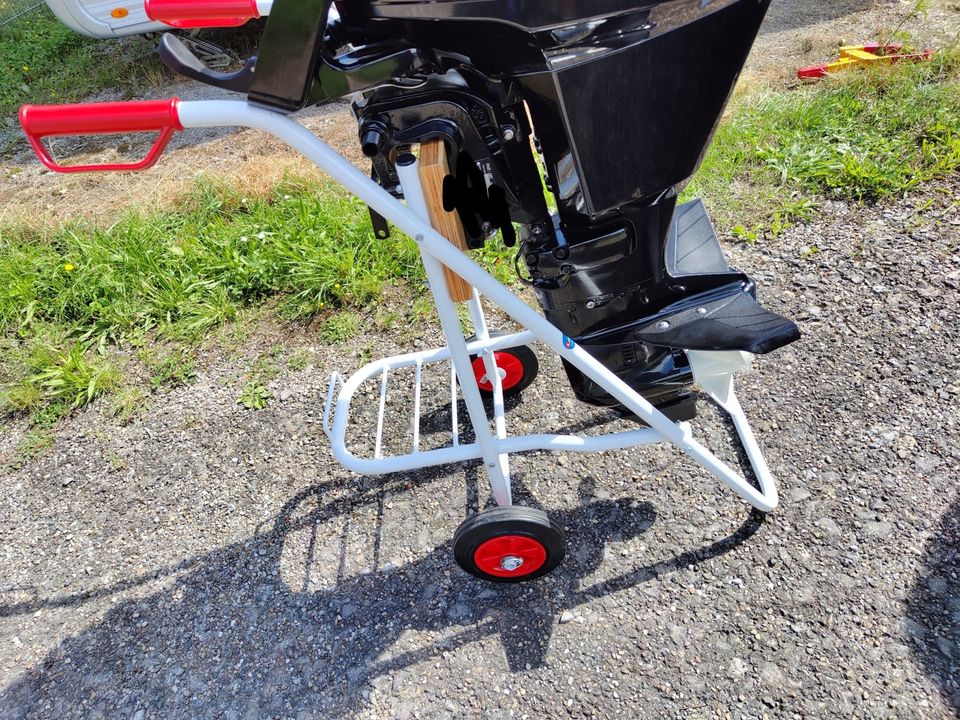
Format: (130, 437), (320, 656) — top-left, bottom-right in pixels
(472, 352), (524, 392)
(473, 534), (547, 578)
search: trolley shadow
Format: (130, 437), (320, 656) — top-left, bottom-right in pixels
(0, 471), (764, 718)
(905, 497), (960, 715)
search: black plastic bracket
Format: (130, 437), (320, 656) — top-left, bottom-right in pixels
(159, 34), (256, 93)
(248, 0), (332, 112)
(369, 208), (390, 240)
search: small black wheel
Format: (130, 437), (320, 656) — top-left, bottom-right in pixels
(469, 333), (539, 398)
(453, 506), (566, 583)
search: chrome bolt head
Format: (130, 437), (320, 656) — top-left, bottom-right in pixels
(656, 320), (671, 330)
(500, 556), (524, 572)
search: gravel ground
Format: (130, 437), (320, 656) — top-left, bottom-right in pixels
(1, 167), (959, 718)
(2, 2), (960, 718)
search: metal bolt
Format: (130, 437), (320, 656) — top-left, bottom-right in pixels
(656, 321), (671, 330)
(414, 234), (425, 243)
(586, 301), (597, 310)
(696, 307), (708, 315)
(501, 125), (517, 142)
(500, 556), (524, 572)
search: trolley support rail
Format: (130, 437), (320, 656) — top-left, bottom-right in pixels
(19, 98), (781, 513)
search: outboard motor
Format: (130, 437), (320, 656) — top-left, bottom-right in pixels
(247, 0), (801, 420)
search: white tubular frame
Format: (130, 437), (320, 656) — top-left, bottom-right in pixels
(177, 100), (780, 513)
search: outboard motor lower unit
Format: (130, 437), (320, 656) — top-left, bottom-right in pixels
(257, 0), (799, 420)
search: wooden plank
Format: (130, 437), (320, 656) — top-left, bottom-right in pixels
(417, 139), (474, 302)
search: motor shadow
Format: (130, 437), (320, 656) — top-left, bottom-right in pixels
(905, 497), (960, 715)
(0, 469), (763, 719)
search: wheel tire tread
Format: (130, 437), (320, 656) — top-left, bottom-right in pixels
(453, 506), (566, 583)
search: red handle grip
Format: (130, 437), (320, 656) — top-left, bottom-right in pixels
(19, 99), (182, 173)
(144, 0), (259, 28)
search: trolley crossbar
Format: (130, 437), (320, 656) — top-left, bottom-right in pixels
(173, 100), (779, 513)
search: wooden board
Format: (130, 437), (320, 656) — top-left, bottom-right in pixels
(417, 139), (474, 302)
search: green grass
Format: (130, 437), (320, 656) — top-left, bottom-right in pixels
(14, 428), (55, 467)
(0, 176), (434, 428)
(108, 386), (150, 424)
(320, 311), (361, 344)
(286, 349), (313, 371)
(0, 5), (165, 123)
(145, 348), (197, 389)
(1, 339), (121, 423)
(2, 44), (959, 440)
(0, 178), (426, 344)
(684, 50), (960, 237)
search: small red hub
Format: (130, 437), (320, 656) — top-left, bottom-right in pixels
(471, 352), (524, 392)
(473, 534), (548, 578)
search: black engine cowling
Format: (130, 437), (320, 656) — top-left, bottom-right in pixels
(248, 0), (799, 418)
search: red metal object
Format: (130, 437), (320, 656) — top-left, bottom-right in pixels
(471, 352), (525, 392)
(798, 44), (935, 80)
(144, 0), (260, 28)
(18, 99), (183, 173)
(473, 535), (547, 578)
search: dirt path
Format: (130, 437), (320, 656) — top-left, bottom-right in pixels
(2, 0), (951, 225)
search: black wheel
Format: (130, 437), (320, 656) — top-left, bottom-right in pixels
(453, 506), (566, 583)
(468, 332), (539, 398)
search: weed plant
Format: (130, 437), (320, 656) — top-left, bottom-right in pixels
(684, 49), (960, 236)
(0, 5), (163, 120)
